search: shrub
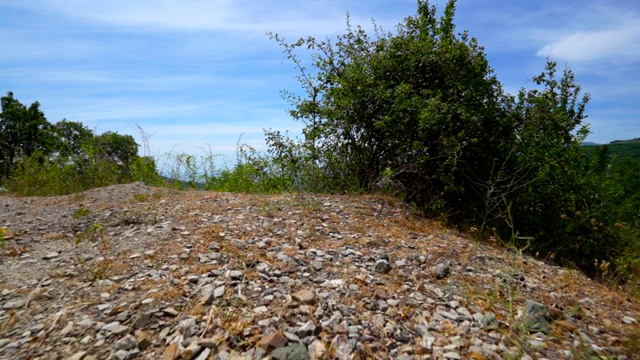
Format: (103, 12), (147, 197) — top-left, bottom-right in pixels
(264, 0), (634, 278)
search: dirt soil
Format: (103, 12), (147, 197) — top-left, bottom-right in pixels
(0, 182), (638, 360)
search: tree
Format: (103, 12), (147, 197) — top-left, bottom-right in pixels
(0, 92), (161, 194)
(89, 131), (139, 168)
(52, 119), (94, 158)
(269, 0), (510, 208)
(480, 60), (600, 269)
(266, 1), (626, 276)
(0, 92), (55, 178)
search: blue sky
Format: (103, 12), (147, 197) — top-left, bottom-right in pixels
(1, 0), (639, 166)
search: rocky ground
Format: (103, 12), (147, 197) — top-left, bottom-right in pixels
(0, 182), (638, 360)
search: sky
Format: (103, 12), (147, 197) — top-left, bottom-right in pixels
(1, 0), (639, 168)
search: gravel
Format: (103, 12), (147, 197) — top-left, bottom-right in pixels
(0, 182), (638, 359)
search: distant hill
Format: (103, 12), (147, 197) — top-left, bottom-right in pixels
(607, 138), (640, 161)
(584, 138), (640, 162)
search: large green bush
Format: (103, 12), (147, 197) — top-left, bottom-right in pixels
(261, 0), (636, 279)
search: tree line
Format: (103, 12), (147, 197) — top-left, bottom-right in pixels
(0, 92), (157, 195)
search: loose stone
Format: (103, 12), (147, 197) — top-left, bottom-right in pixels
(113, 334), (138, 351)
(257, 331), (288, 351)
(374, 260), (392, 274)
(101, 322), (130, 335)
(42, 252), (60, 260)
(293, 289), (316, 304)
(271, 343), (310, 360)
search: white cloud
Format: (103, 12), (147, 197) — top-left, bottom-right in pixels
(537, 12), (640, 63)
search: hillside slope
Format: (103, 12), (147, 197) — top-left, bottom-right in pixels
(1, 183), (638, 359)
(585, 138), (640, 161)
(609, 138), (640, 161)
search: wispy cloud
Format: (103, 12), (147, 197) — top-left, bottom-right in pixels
(528, 2), (640, 63)
(11, 0), (240, 31)
(14, 0), (394, 37)
(537, 17), (640, 63)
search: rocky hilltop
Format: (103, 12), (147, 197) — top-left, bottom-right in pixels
(1, 182), (638, 359)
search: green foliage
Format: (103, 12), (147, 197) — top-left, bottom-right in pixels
(88, 131), (139, 172)
(5, 145), (161, 196)
(266, 0), (509, 198)
(590, 157), (640, 280)
(203, 143), (294, 193)
(151, 143), (283, 193)
(489, 61), (596, 270)
(0, 92), (160, 196)
(4, 148), (131, 196)
(164, 152), (214, 189)
(608, 138), (640, 161)
(72, 208), (92, 218)
(52, 119), (94, 158)
(581, 140), (640, 279)
(585, 138), (640, 162)
(0, 92), (55, 179)
(263, 0), (637, 281)
(0, 227), (6, 249)
(131, 156), (163, 186)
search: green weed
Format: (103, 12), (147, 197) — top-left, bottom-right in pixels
(72, 208), (91, 218)
(0, 227), (6, 249)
